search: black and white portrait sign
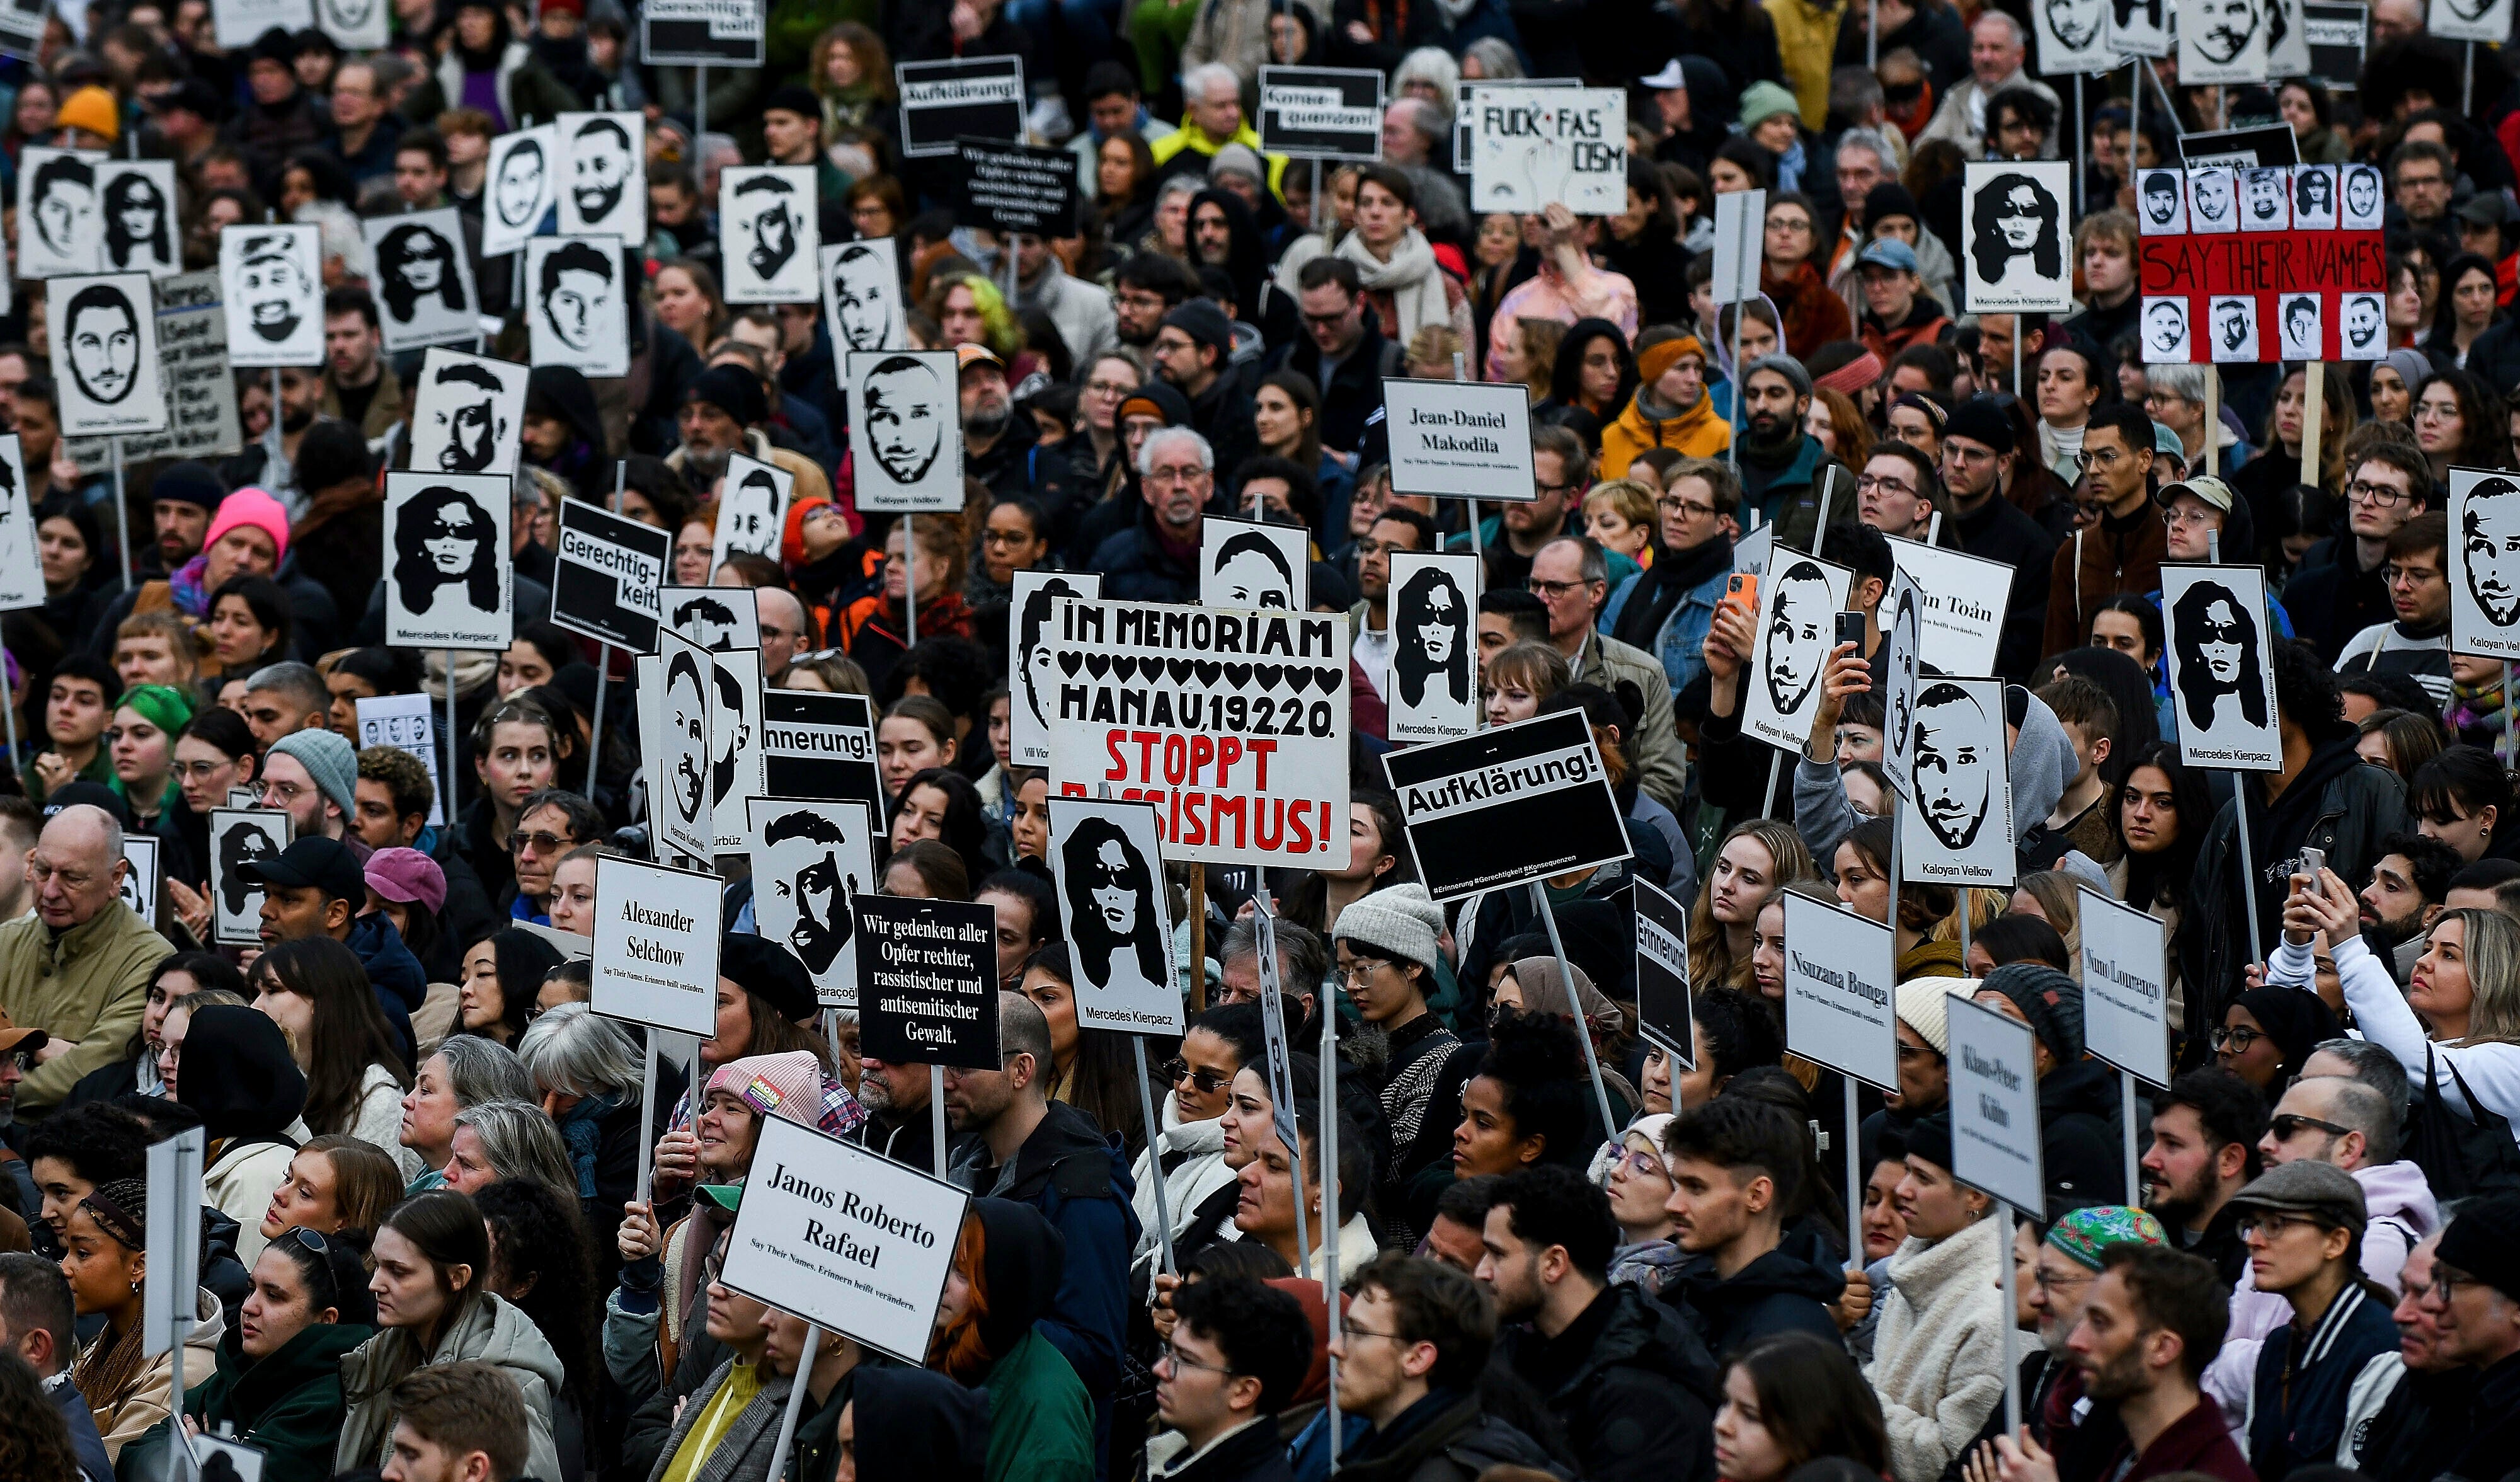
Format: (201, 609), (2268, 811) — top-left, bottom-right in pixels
(2142, 296), (2192, 364)
(639, 628), (716, 863)
(1881, 573), (1923, 800)
(2107, 0), (2173, 55)
(893, 57), (1027, 159)
(408, 348), (529, 475)
(2180, 0), (2268, 83)
(384, 471), (514, 650)
(2451, 466), (2520, 660)
(2430, 0), (2510, 44)
(209, 808), (291, 946)
(2162, 563), (2282, 771)
(822, 238), (905, 354)
(2265, 0), (2313, 78)
(1384, 551), (1479, 744)
(2278, 293), (2324, 361)
(1780, 891), (1898, 1090)
(220, 224), (323, 368)
(357, 694), (444, 827)
(0, 434), (41, 612)
(119, 833), (159, 927)
(709, 648), (765, 854)
(666, 585), (760, 651)
(2239, 166), (2290, 230)
(362, 207), (479, 353)
(96, 161), (178, 277)
(556, 113), (647, 241)
(847, 350), (962, 513)
(551, 497), (671, 653)
(1632, 877), (1692, 1066)
(1898, 676), (2015, 887)
(711, 453), (793, 570)
(2342, 163), (2385, 230)
(17, 147), (105, 280)
(2291, 164), (2339, 230)
(1382, 710), (1633, 900)
(855, 895), (1001, 1070)
(719, 166), (819, 304)
(49, 273), (166, 436)
(1961, 161), (2075, 313)
(2185, 167), (2238, 233)
(762, 689), (885, 812)
(1739, 554), (1855, 754)
(2341, 293), (2387, 360)
(1885, 537), (2008, 678)
(1201, 515), (1309, 612)
(2034, 0), (2118, 74)
(316, 0), (389, 51)
(525, 237), (629, 379)
(745, 796), (874, 1006)
(2136, 169), (2186, 234)
(1011, 571), (1101, 766)
(2209, 295), (2260, 363)
(589, 854), (723, 1037)
(1048, 798), (1183, 1035)
(483, 125), (558, 258)
(214, 0), (312, 46)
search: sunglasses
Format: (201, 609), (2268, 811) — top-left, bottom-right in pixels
(1159, 1059), (1234, 1094)
(2269, 1113), (2354, 1141)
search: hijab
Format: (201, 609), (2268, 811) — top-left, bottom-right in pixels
(2228, 984), (2344, 1084)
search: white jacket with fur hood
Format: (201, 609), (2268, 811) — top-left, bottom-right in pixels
(1865, 1214), (2010, 1482)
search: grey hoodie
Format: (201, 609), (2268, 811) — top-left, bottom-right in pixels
(337, 1292), (564, 1480)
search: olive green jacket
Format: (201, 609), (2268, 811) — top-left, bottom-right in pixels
(0, 899), (173, 1114)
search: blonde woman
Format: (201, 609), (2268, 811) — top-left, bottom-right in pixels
(1482, 641), (1572, 728)
(1689, 819), (1817, 991)
(1498, 317), (1566, 406)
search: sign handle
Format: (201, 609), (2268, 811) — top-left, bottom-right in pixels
(1998, 1198), (2024, 1435)
(587, 458), (627, 794)
(1188, 864), (1206, 1013)
(1532, 883), (1618, 1140)
(2301, 362), (2324, 490)
(2504, 663), (2515, 771)
(2204, 367), (2219, 481)
(905, 512), (919, 653)
(634, 1032), (658, 1205)
(1453, 350), (1482, 636)
(1320, 991), (1343, 1471)
(112, 437), (130, 591)
(1131, 1037), (1178, 1276)
(1959, 895), (1974, 970)
(1843, 1076), (1862, 1277)
(929, 1064), (948, 1180)
(695, 64), (708, 160)
(762, 1325), (820, 1482)
(2128, 57), (2140, 204)
(2122, 1066), (2141, 1203)
(165, 1326), (186, 1482)
(444, 650), (460, 813)
(2073, 73), (2085, 219)
(1, 650), (19, 779)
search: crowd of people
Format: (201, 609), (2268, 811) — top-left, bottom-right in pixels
(0, 0), (2518, 1481)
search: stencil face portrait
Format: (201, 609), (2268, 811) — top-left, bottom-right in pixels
(2146, 299), (2189, 358)
(2344, 165), (2383, 222)
(235, 234), (312, 345)
(2189, 171), (2235, 228)
(427, 363), (508, 473)
(1912, 682), (1993, 850)
(762, 808), (857, 974)
(2213, 297), (2255, 357)
(103, 171), (169, 269)
(2192, 0), (2261, 62)
(862, 355), (946, 485)
(2344, 293), (2384, 352)
(2172, 580), (2268, 732)
(2046, 0), (2107, 48)
(709, 662), (750, 808)
(673, 594), (743, 650)
(1764, 561), (1833, 716)
(1393, 565), (1470, 709)
(1211, 531), (1295, 609)
(219, 821), (278, 916)
(1020, 577), (1084, 728)
(393, 486), (501, 614)
(2141, 171), (2184, 228)
(326, 0), (376, 26)
(376, 222), (466, 321)
(539, 241), (616, 355)
(735, 175), (803, 282)
(571, 118), (634, 223)
(664, 650), (708, 826)
(1970, 173), (2063, 288)
(2464, 477), (2520, 626)
(1061, 815), (1167, 991)
(2242, 168), (2287, 227)
(830, 244), (895, 350)
(2281, 294), (2321, 358)
(2294, 166), (2334, 222)
(1889, 585), (1921, 752)
(31, 156), (94, 259)
(64, 285), (140, 405)
(495, 139), (546, 231)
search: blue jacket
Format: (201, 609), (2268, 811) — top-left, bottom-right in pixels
(52, 1372), (110, 1482)
(1091, 505), (1201, 604)
(2248, 1282), (2399, 1480)
(345, 911), (427, 1061)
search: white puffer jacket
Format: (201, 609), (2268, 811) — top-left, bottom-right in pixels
(1128, 1090), (1233, 1263)
(1866, 1214), (2010, 1482)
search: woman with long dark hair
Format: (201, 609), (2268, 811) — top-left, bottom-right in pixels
(2107, 741), (2210, 1033)
(1538, 319), (1639, 448)
(476, 1178), (599, 1474)
(1092, 130), (1160, 247)
(2415, 367), (2510, 485)
(454, 925), (566, 1048)
(2428, 253), (2504, 373)
(1712, 1333), (1889, 1482)
(101, 168), (171, 272)
(250, 938), (417, 1175)
(890, 766), (998, 888)
(205, 574), (292, 672)
(391, 486), (503, 615)
(2169, 579), (2269, 734)
(1016, 940), (1148, 1156)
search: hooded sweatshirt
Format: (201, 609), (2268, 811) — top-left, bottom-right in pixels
(850, 1367), (992, 1482)
(965, 1198), (1096, 1482)
(179, 1005), (309, 1265)
(1661, 1245), (1849, 1358)
(1497, 1280), (1722, 1482)
(117, 1318), (374, 1482)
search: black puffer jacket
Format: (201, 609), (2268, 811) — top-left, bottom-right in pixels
(1334, 1390), (1570, 1482)
(1496, 1282), (1717, 1482)
(1659, 1246), (1846, 1364)
(2038, 1056), (2128, 1212)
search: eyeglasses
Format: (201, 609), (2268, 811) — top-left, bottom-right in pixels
(1341, 1324), (1407, 1345)
(2348, 479), (2412, 507)
(1157, 1341), (1238, 1377)
(1159, 1059), (1235, 1094)
(1339, 956), (1391, 985)
(1528, 578), (1591, 599)
(2269, 1113), (2354, 1141)
(1855, 474), (1918, 498)
(508, 830), (575, 854)
(1657, 497), (1719, 518)
(2210, 1025), (2264, 1052)
(2236, 1210), (2330, 1239)
(1610, 1148), (1666, 1181)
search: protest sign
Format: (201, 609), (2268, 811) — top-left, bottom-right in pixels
(824, 238), (906, 353)
(1882, 573), (1923, 800)
(1898, 677), (2015, 887)
(719, 1115), (969, 1364)
(1048, 798), (1183, 1035)
(193, 1437), (268, 1481)
(66, 270), (239, 472)
(1947, 997), (2046, 1210)
(0, 0), (45, 51)
(721, 166), (820, 304)
(551, 498), (671, 652)
(97, 161), (178, 277)
(2267, 0), (2313, 76)
(1046, 597), (1352, 869)
(667, 585), (761, 652)
(317, 0), (388, 49)
(1382, 710), (1631, 900)
(2107, 0), (2172, 52)
(2179, 0), (2269, 83)
(762, 689), (885, 811)
(2449, 466), (2520, 660)
(1633, 878), (1692, 1065)
(2138, 164), (2385, 364)
(119, 833), (159, 926)
(1464, 86), (1625, 214)
(2078, 887), (2173, 1085)
(1739, 553), (1855, 755)
(144, 1126), (204, 1355)
(0, 435), (37, 609)
(215, 0), (313, 45)
(641, 0), (763, 64)
(1886, 537), (2008, 677)
(1383, 551), (1480, 743)
(220, 224), (323, 366)
(856, 895), (1002, 1070)
(2161, 563), (2282, 771)
(407, 348), (529, 476)
(357, 693), (445, 826)
(1380, 378), (1536, 501)
(953, 139), (1081, 238)
(639, 629), (716, 863)
(848, 350), (963, 513)
(208, 808), (289, 946)
(2303, 2), (2366, 89)
(2175, 124), (2302, 168)
(1259, 66), (1385, 157)
(1451, 78), (1573, 170)
(1011, 572), (1101, 766)
(746, 798), (875, 1007)
(895, 57), (1026, 158)
(1962, 161), (2077, 313)
(364, 208), (480, 352)
(554, 115), (647, 241)
(1710, 188), (1767, 306)
(525, 236), (632, 378)
(590, 854), (723, 1037)
(2430, 0), (2509, 43)
(713, 454), (793, 570)
(1201, 515), (1309, 611)
(385, 471), (514, 651)
(709, 649), (765, 854)
(18, 147), (108, 280)
(2034, 0), (2119, 71)
(50, 272), (167, 435)
(1780, 892), (1898, 1090)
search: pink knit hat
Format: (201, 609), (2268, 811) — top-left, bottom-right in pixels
(205, 487), (290, 565)
(705, 1051), (823, 1128)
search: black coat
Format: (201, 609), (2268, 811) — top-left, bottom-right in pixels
(1950, 490), (2060, 681)
(2281, 548), (2397, 665)
(1091, 503), (1203, 604)
(1333, 1391), (1567, 1482)
(2037, 1056), (2128, 1212)
(1495, 1283), (1717, 1482)
(1166, 1417), (1299, 1482)
(1659, 1247), (1845, 1364)
(1280, 319), (1404, 459)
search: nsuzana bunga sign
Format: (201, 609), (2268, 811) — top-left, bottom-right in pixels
(2136, 164), (2386, 363)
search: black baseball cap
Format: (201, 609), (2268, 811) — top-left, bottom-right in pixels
(240, 837), (369, 904)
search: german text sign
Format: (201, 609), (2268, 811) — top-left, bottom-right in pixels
(1948, 997), (2046, 1210)
(856, 895), (1001, 1071)
(1382, 710), (1631, 900)
(590, 855), (724, 1037)
(2078, 887), (2172, 1085)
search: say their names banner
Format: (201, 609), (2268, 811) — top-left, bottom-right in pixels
(2138, 164), (2386, 362)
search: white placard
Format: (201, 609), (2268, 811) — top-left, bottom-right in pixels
(2277, 292), (2324, 360)
(1380, 377), (1536, 502)
(719, 166), (820, 304)
(712, 453), (794, 570)
(2340, 292), (2386, 361)
(2291, 166), (2339, 231)
(2141, 296), (2193, 364)
(2187, 168), (2238, 233)
(711, 648), (765, 854)
(640, 628), (716, 863)
(1710, 188), (1767, 307)
(96, 160), (178, 278)
(143, 1125), (204, 1356)
(50, 273), (167, 435)
(1881, 572), (1923, 800)
(215, 0), (314, 46)
(556, 113), (648, 241)
(2450, 466), (2520, 660)
(2208, 295), (2260, 363)
(2266, 0), (2313, 76)
(208, 808), (291, 946)
(407, 348), (529, 476)
(362, 207), (481, 353)
(1739, 552), (1854, 755)
(0, 434), (40, 611)
(2036, 0), (2121, 71)
(2108, 0), (2173, 53)
(357, 692), (445, 827)
(2078, 887), (2172, 1086)
(1962, 161), (2076, 314)
(2180, 0), (2268, 86)
(747, 796), (874, 1007)
(2136, 169), (2187, 234)
(590, 854), (724, 1035)
(119, 833), (160, 926)
(192, 1435), (268, 1482)
(385, 471), (515, 651)
(1899, 676), (2015, 888)
(1780, 891), (1899, 1090)
(1048, 798), (1183, 1034)
(823, 238), (906, 354)
(1464, 86), (1625, 214)
(718, 1114), (970, 1364)
(2431, 0), (2511, 42)
(220, 224), (323, 368)
(1947, 996), (2046, 1210)
(525, 237), (631, 379)
(2342, 164), (2383, 231)
(483, 125), (559, 258)
(16, 147), (106, 279)
(2162, 563), (2281, 771)
(667, 585), (761, 651)
(1012, 572), (1101, 766)
(847, 349), (963, 512)
(1201, 515), (1309, 611)
(1886, 537), (2008, 677)
(316, 0), (389, 50)
(1383, 551), (1480, 744)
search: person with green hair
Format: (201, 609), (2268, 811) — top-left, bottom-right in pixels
(108, 682), (193, 832)
(925, 269), (1029, 365)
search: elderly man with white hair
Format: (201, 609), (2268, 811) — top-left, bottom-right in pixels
(1915, 11), (2058, 156)
(1089, 425), (1215, 602)
(0, 804), (175, 1116)
(1152, 62), (1285, 196)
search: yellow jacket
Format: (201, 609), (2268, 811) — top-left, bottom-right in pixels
(1600, 388), (1731, 476)
(1150, 114), (1290, 200)
(1765, 0), (1848, 129)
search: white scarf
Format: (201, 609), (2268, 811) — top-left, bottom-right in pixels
(1335, 226), (1451, 342)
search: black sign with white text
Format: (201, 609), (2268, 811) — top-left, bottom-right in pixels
(761, 689), (884, 811)
(1382, 711), (1632, 901)
(1259, 66), (1385, 158)
(550, 498), (672, 653)
(1634, 878), (1693, 1066)
(856, 895), (1002, 1071)
(952, 138), (1081, 238)
(895, 57), (1026, 159)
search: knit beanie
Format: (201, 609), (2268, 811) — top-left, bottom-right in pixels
(1944, 395), (2017, 456)
(2044, 1205), (2168, 1271)
(268, 729), (357, 819)
(118, 683), (193, 739)
(1737, 80), (1801, 132)
(1905, 1112), (1954, 1169)
(1331, 884), (1445, 977)
(685, 365), (767, 428)
(55, 86), (117, 142)
(706, 1050), (825, 1128)
(151, 461), (225, 514)
(2437, 1194), (2520, 1302)
(1894, 977), (1966, 1056)
(1864, 181), (1922, 227)
(205, 488), (291, 565)
(1978, 962), (2085, 1063)
(1741, 353), (1810, 398)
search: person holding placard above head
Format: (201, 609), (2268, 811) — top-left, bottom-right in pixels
(1865, 1112), (2007, 1482)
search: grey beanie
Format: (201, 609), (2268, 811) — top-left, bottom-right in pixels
(1742, 353), (1812, 398)
(1332, 884), (1446, 975)
(1209, 142), (1266, 184)
(268, 729), (358, 819)
(1979, 962), (2086, 1064)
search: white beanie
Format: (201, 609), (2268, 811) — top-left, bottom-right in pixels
(1894, 976), (1975, 1057)
(1331, 884), (1446, 975)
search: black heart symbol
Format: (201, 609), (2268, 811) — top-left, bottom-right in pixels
(1168, 658), (1194, 684)
(1058, 652), (1082, 678)
(1295, 667), (1327, 694)
(1194, 661), (1223, 687)
(1223, 663), (1253, 690)
(1111, 656), (1138, 683)
(1317, 668), (1344, 694)
(1254, 664), (1283, 692)
(1085, 653), (1111, 680)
